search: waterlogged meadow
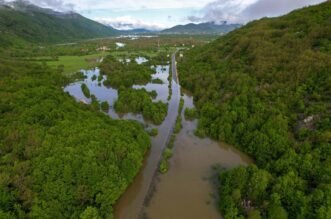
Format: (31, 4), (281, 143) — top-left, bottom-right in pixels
(64, 57), (171, 125)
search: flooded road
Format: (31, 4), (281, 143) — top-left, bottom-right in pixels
(114, 53), (181, 219)
(144, 93), (252, 219)
(64, 54), (182, 218)
(64, 53), (252, 219)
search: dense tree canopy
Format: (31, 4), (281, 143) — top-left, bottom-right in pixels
(114, 88), (168, 125)
(100, 56), (154, 88)
(179, 2), (331, 218)
(0, 59), (150, 218)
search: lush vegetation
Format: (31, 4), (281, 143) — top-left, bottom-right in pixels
(167, 69), (173, 101)
(0, 59), (150, 218)
(159, 148), (173, 173)
(100, 101), (110, 112)
(184, 108), (197, 120)
(81, 83), (91, 98)
(42, 53), (108, 75)
(114, 88), (168, 125)
(101, 56), (154, 88)
(159, 98), (184, 173)
(179, 2), (331, 218)
(174, 98), (185, 133)
(0, 5), (216, 217)
(151, 78), (164, 84)
(148, 128), (158, 137)
(90, 95), (100, 111)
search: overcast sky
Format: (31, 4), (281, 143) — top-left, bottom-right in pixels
(4, 0), (327, 30)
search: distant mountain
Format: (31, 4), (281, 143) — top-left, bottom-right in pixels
(161, 22), (241, 35)
(119, 28), (154, 34)
(0, 1), (118, 46)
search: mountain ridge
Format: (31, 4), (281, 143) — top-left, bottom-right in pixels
(0, 0), (118, 46)
(178, 1), (331, 218)
(161, 22), (241, 34)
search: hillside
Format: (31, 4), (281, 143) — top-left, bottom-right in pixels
(161, 22), (241, 35)
(0, 1), (117, 47)
(179, 1), (331, 219)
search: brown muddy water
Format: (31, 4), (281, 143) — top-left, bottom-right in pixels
(114, 54), (181, 219)
(143, 93), (252, 219)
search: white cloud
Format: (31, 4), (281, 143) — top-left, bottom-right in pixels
(243, 0), (326, 21)
(188, 0), (327, 24)
(188, 0), (257, 24)
(72, 0), (212, 11)
(4, 0), (214, 12)
(95, 16), (168, 30)
(4, 0), (327, 27)
(3, 0), (74, 11)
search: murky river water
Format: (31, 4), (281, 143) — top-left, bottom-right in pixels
(144, 93), (252, 219)
(114, 54), (181, 219)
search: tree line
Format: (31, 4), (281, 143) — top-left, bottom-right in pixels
(178, 2), (331, 218)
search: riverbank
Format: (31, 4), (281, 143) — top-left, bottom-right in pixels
(114, 53), (181, 219)
(144, 93), (252, 219)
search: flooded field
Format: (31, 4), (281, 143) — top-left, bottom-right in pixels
(64, 54), (252, 219)
(64, 63), (169, 123)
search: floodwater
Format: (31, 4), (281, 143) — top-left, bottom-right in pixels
(119, 57), (149, 65)
(118, 58), (131, 64)
(114, 54), (181, 219)
(116, 35), (156, 40)
(135, 57), (149, 64)
(116, 42), (126, 49)
(144, 93), (253, 219)
(133, 65), (169, 102)
(64, 64), (170, 123)
(64, 54), (252, 219)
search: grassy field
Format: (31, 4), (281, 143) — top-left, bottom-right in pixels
(37, 35), (207, 75)
(44, 52), (108, 75)
(43, 48), (176, 75)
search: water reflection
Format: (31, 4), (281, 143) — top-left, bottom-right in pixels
(133, 65), (169, 103)
(118, 58), (131, 64)
(144, 93), (253, 219)
(64, 64), (169, 124)
(116, 42), (126, 49)
(135, 56), (148, 64)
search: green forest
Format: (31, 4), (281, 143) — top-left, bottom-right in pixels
(0, 59), (150, 218)
(100, 56), (154, 88)
(114, 88), (168, 125)
(178, 2), (331, 219)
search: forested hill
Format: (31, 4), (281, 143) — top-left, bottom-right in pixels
(0, 1), (118, 47)
(0, 58), (151, 217)
(179, 1), (331, 219)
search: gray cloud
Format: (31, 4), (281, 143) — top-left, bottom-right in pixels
(188, 0), (326, 24)
(95, 16), (166, 31)
(29, 0), (75, 11)
(243, 0), (326, 20)
(3, 0), (75, 11)
(187, 0), (245, 24)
